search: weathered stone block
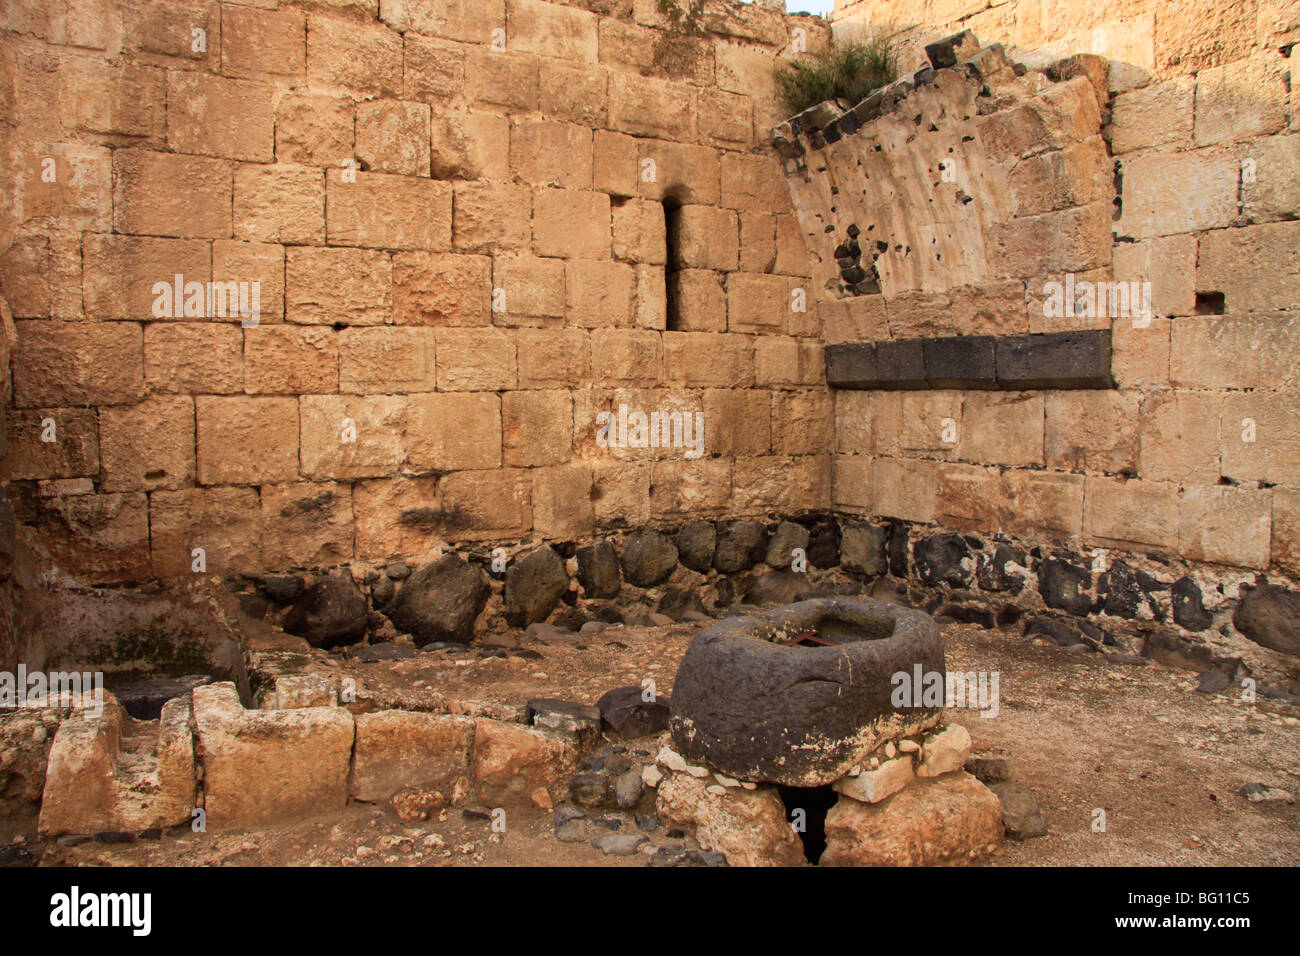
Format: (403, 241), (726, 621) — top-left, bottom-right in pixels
(326, 170), (451, 251)
(431, 111), (510, 181)
(112, 149), (231, 239)
(221, 5), (306, 78)
(503, 390), (572, 467)
(307, 14), (402, 97)
(149, 486), (262, 578)
(511, 119), (593, 189)
(98, 396), (195, 492)
(260, 482), (354, 569)
(38, 697), (196, 836)
(275, 91), (354, 165)
(1178, 484), (1271, 569)
(193, 682), (353, 829)
(355, 99), (432, 177)
(299, 394), (406, 480)
(472, 718), (577, 805)
(727, 272), (788, 333)
(392, 252), (490, 327)
(821, 772), (1002, 866)
(352, 711), (475, 804)
(453, 182), (532, 255)
(495, 255), (567, 325)
(533, 187), (610, 259)
(406, 392), (502, 471)
(353, 475), (442, 561)
(1171, 314), (1300, 390)
(39, 492), (151, 584)
(287, 247), (392, 326)
(14, 321), (143, 408)
(234, 164), (325, 245)
(243, 326), (338, 395)
(166, 72), (274, 162)
(195, 396), (299, 486)
(670, 204), (738, 272)
(436, 328), (517, 390)
(339, 327), (436, 393)
(1083, 476), (1178, 550)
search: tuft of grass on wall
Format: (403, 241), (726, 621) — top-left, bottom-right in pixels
(775, 38), (898, 118)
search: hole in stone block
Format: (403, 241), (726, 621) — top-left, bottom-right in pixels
(1195, 291), (1226, 314)
(778, 784), (837, 864)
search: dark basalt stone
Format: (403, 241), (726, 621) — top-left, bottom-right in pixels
(669, 599), (944, 787)
(713, 520), (768, 573)
(576, 541), (621, 599)
(1037, 559), (1094, 615)
(387, 553), (490, 646)
(1234, 583), (1300, 657)
(620, 530), (678, 588)
(282, 570), (368, 649)
(597, 685), (671, 740)
(913, 533), (974, 588)
(840, 521), (887, 575)
(676, 521), (717, 573)
(504, 544), (568, 626)
(1171, 576), (1212, 631)
(978, 543), (1026, 592)
(1099, 560), (1143, 618)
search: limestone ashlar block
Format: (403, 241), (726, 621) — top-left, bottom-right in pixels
(192, 682), (353, 829)
(995, 330), (1112, 389)
(923, 336), (997, 388)
(38, 695), (197, 837)
(351, 711), (475, 804)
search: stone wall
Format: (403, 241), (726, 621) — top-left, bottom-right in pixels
(831, 0), (1298, 79)
(0, 0), (834, 587)
(775, 17), (1299, 672)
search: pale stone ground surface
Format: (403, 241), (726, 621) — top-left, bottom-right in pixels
(7, 620), (1297, 868)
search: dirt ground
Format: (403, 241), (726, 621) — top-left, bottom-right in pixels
(6, 618), (1298, 867)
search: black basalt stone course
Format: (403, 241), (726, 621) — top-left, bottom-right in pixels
(825, 343), (878, 388)
(669, 599), (945, 787)
(873, 339), (927, 389)
(995, 330), (1112, 389)
(923, 335), (997, 388)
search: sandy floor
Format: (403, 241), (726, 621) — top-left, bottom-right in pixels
(8, 618), (1298, 867)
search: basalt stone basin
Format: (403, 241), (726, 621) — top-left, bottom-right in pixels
(669, 598), (945, 787)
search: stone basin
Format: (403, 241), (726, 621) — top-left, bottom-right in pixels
(668, 598), (945, 787)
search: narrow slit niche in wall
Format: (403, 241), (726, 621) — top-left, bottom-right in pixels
(664, 195), (685, 331)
